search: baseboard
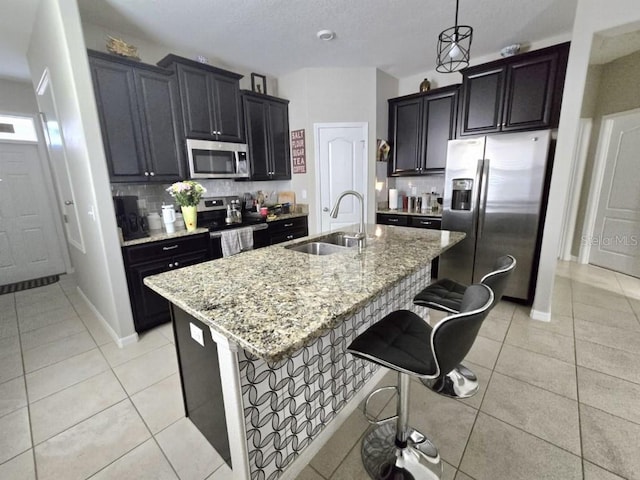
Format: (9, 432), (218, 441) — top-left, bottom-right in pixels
(530, 308), (551, 322)
(279, 367), (388, 480)
(76, 286), (139, 347)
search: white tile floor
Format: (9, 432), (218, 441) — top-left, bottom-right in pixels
(1, 261), (639, 479)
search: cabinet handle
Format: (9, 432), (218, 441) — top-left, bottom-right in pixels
(286, 234), (294, 240)
(144, 171), (149, 176)
(420, 221), (433, 225)
(174, 261), (179, 266)
(149, 171), (155, 176)
(168, 263), (174, 268)
(284, 223), (293, 227)
(162, 245), (179, 251)
(388, 218), (399, 222)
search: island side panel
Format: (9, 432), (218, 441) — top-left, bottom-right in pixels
(172, 306), (232, 467)
(238, 264), (431, 480)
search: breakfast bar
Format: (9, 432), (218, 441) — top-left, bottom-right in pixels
(144, 224), (464, 479)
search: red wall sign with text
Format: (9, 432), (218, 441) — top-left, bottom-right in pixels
(291, 129), (306, 174)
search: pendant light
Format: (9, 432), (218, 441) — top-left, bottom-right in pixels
(436, 0), (473, 73)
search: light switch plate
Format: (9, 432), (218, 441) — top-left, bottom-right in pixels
(189, 322), (204, 347)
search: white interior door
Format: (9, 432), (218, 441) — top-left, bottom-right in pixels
(36, 69), (84, 253)
(315, 123), (367, 233)
(589, 110), (640, 277)
(0, 142), (65, 284)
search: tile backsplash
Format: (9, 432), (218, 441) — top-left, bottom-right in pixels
(111, 179), (292, 215)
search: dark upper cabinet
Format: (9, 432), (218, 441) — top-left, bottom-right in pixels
(157, 54), (243, 143)
(388, 85), (459, 176)
(242, 91), (291, 181)
(459, 42), (569, 136)
(88, 50), (185, 183)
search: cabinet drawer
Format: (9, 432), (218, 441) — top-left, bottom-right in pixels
(376, 213), (409, 226)
(270, 228), (308, 245)
(268, 216), (308, 233)
(124, 234), (209, 265)
(409, 217), (441, 229)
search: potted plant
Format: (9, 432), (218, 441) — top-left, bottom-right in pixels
(166, 180), (206, 232)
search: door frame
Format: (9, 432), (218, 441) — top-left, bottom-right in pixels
(0, 111), (72, 274)
(313, 122), (368, 234)
(579, 107), (640, 264)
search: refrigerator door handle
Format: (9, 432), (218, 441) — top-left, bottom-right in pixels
(477, 159), (490, 239)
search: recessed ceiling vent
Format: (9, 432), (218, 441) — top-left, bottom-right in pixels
(317, 30), (335, 41)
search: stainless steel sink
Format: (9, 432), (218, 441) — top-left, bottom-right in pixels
(285, 242), (349, 255)
(318, 232), (361, 248)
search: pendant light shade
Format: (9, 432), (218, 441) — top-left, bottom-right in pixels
(436, 0), (473, 73)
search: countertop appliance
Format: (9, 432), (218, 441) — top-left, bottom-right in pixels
(440, 130), (552, 302)
(186, 139), (249, 179)
(113, 195), (149, 241)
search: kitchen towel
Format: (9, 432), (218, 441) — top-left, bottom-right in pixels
(389, 189), (398, 210)
(221, 230), (241, 257)
(238, 227), (254, 252)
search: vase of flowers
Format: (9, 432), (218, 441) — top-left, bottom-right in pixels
(166, 181), (206, 232)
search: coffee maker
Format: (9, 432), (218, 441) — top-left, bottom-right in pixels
(113, 196), (149, 240)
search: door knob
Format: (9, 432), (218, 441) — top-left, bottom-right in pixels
(64, 200), (74, 205)
(323, 207), (329, 212)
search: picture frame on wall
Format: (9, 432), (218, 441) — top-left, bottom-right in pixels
(251, 73), (267, 94)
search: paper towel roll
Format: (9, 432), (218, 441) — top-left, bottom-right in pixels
(389, 189), (398, 210)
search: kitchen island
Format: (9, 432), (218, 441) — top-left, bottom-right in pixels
(144, 224), (464, 479)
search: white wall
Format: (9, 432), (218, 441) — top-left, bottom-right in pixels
(27, 0), (136, 343)
(0, 78), (39, 113)
(278, 68), (379, 234)
(532, 0), (640, 319)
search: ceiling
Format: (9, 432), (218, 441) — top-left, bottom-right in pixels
(2, 0), (640, 84)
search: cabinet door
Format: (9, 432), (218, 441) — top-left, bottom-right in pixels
(423, 89), (457, 170)
(177, 64), (216, 139)
(135, 69), (186, 182)
(389, 98), (423, 175)
(502, 52), (558, 131)
(267, 100), (291, 179)
(459, 66), (505, 136)
(243, 96), (271, 180)
(89, 58), (147, 182)
(212, 75), (244, 142)
(127, 250), (208, 332)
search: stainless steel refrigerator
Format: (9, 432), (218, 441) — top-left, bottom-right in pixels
(440, 130), (552, 302)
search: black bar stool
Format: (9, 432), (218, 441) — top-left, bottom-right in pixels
(348, 284), (494, 480)
(413, 255), (517, 398)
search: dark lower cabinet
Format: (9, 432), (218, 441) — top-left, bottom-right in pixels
(88, 50), (185, 183)
(123, 233), (210, 332)
(242, 91), (291, 180)
(267, 216), (308, 245)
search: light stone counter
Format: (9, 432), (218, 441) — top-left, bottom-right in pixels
(144, 224), (464, 362)
(121, 227), (209, 247)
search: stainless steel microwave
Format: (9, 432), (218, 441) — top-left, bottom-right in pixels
(186, 139), (249, 179)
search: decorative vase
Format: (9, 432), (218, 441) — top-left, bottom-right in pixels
(419, 78), (431, 92)
(181, 205), (197, 232)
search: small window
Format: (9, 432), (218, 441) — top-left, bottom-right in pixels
(0, 115), (38, 142)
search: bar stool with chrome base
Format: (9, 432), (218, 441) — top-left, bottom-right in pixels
(348, 284), (494, 480)
(413, 255), (517, 399)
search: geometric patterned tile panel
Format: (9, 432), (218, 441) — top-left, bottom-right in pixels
(238, 265), (431, 479)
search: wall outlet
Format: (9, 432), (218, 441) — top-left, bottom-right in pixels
(189, 322), (204, 347)
(301, 189), (307, 200)
(137, 198), (147, 210)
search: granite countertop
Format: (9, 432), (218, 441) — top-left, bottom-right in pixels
(121, 228), (209, 247)
(144, 224), (464, 362)
(377, 208), (442, 218)
(266, 211), (308, 222)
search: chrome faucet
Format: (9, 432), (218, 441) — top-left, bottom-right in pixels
(330, 190), (366, 249)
